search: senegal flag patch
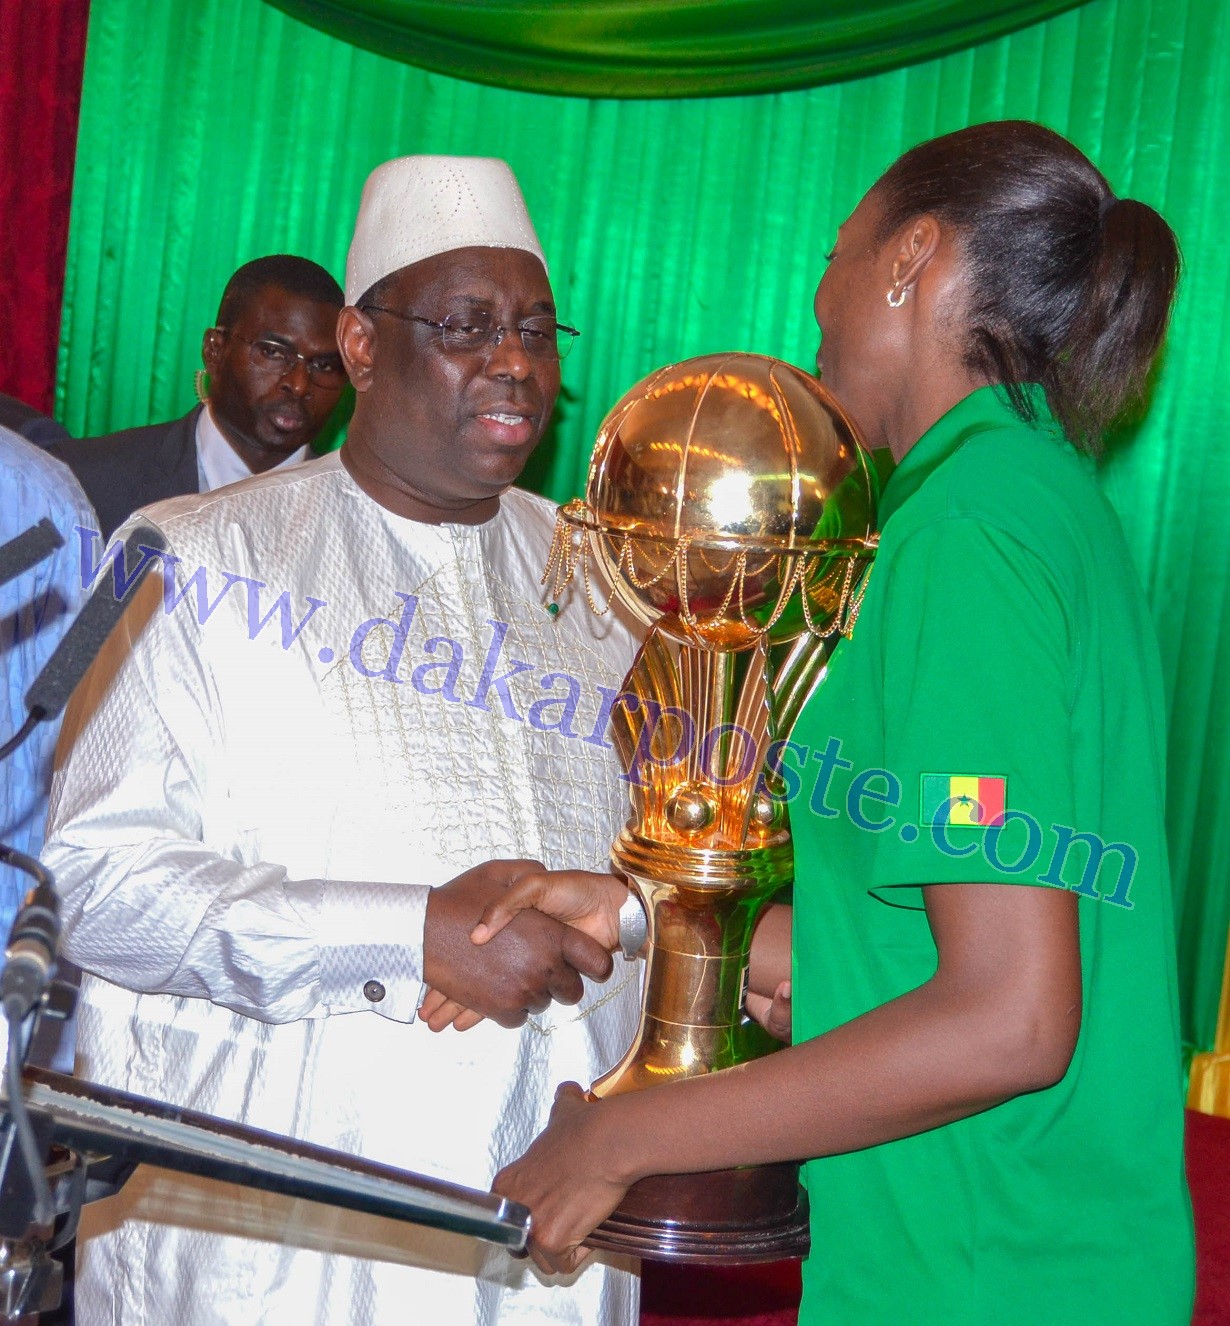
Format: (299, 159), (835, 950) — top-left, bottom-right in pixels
(920, 774), (1007, 827)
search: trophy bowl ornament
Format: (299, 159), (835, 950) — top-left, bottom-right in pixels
(544, 352), (879, 1263)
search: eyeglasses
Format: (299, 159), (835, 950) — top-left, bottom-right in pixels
(221, 332), (347, 388)
(360, 306), (580, 361)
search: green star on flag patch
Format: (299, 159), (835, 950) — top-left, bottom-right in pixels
(920, 774), (1007, 827)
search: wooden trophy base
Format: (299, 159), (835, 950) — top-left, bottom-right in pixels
(584, 1162), (810, 1265)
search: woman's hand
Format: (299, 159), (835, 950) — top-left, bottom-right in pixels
(745, 980), (792, 1042)
(492, 1083), (633, 1276)
(471, 869), (629, 953)
(417, 988), (484, 1032)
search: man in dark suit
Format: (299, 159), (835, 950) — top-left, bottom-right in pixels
(50, 255), (346, 538)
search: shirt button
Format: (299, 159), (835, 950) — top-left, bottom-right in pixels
(363, 980), (386, 1003)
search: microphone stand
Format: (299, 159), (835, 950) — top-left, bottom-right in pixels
(0, 961), (79, 1323)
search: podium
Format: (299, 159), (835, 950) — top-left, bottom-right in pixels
(0, 1067), (529, 1321)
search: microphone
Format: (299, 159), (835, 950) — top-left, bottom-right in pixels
(0, 518), (64, 589)
(0, 851), (58, 1022)
(24, 521), (168, 723)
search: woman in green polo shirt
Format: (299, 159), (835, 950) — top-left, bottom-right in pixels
(482, 120), (1193, 1324)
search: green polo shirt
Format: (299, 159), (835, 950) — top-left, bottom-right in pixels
(789, 385), (1193, 1325)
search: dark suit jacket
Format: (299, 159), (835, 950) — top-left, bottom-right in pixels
(47, 406), (201, 540)
(0, 392), (72, 448)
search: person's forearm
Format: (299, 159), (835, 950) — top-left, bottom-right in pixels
(593, 972), (1075, 1185)
(46, 559), (431, 1024)
(747, 902), (792, 998)
(50, 835), (430, 1022)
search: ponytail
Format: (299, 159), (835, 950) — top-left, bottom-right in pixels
(873, 121), (1181, 452)
(1051, 198), (1180, 445)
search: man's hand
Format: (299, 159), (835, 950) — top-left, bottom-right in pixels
(493, 1083), (632, 1276)
(422, 860), (613, 1029)
(745, 980), (792, 1043)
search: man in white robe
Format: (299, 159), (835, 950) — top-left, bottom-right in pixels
(44, 156), (643, 1326)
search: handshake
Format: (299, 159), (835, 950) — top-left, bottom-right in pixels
(418, 858), (791, 1042)
(418, 860), (631, 1033)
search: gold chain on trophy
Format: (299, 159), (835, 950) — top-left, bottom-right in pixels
(543, 500), (877, 645)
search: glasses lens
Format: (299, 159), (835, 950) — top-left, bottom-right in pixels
(439, 312), (495, 354)
(249, 340), (295, 372)
(515, 320), (579, 361)
(307, 357), (346, 387)
(516, 321), (556, 360)
(554, 325), (579, 361)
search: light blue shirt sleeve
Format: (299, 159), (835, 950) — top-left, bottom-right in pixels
(0, 425), (97, 936)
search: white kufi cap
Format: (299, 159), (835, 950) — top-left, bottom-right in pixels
(345, 155), (546, 305)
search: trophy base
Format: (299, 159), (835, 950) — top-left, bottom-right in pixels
(584, 1164), (810, 1265)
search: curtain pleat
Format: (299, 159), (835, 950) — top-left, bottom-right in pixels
(59, 0), (1230, 1055)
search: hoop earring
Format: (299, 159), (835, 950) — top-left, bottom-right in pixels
(886, 285), (907, 309)
(194, 369), (210, 403)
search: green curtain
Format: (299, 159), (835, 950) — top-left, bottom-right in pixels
(260, 0), (1090, 97)
(59, 0), (1230, 1056)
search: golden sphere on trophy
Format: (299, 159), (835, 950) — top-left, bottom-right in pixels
(664, 783), (718, 835)
(548, 353), (878, 652)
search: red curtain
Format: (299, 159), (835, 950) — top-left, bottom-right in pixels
(0, 0), (91, 415)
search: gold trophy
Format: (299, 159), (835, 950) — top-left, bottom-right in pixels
(543, 353), (880, 1262)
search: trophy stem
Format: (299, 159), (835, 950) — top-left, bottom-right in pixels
(585, 833), (809, 1263)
